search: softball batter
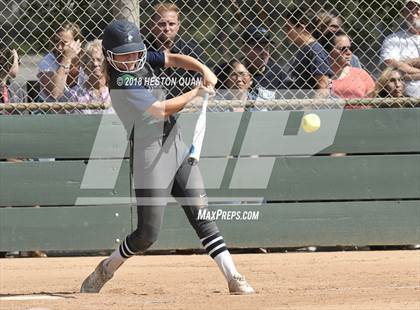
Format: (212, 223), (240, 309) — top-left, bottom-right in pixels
(80, 20), (254, 295)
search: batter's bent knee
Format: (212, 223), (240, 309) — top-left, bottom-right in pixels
(127, 224), (160, 252)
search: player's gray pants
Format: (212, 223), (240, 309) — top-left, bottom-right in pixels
(126, 123), (219, 253)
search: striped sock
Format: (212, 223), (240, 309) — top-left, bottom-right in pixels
(201, 233), (239, 281)
(103, 238), (136, 274)
(118, 237), (137, 259)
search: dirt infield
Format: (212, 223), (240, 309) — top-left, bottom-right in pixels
(1, 251), (419, 310)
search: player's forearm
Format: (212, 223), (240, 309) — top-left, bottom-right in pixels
(164, 88), (200, 115)
(147, 88), (199, 118)
(165, 53), (217, 89)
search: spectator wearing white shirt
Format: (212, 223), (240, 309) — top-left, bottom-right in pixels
(380, 0), (420, 97)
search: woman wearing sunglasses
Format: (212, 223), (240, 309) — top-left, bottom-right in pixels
(312, 10), (362, 69)
(319, 30), (375, 102)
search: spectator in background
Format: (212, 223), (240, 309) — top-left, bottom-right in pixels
(0, 45), (24, 105)
(239, 26), (287, 100)
(215, 59), (254, 100)
(215, 59), (272, 112)
(37, 23), (84, 102)
(380, 0), (420, 97)
(145, 3), (205, 98)
(373, 67), (406, 98)
(78, 39), (114, 114)
(312, 10), (362, 68)
(283, 7), (332, 97)
(319, 30), (375, 100)
(370, 67), (411, 107)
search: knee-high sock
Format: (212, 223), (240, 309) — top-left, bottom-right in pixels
(103, 237), (135, 274)
(201, 233), (239, 281)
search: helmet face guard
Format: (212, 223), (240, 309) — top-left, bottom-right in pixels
(102, 20), (148, 73)
(106, 49), (147, 73)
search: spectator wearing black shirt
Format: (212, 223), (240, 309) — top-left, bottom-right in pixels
(284, 7), (332, 98)
(240, 26), (287, 100)
(145, 3), (205, 98)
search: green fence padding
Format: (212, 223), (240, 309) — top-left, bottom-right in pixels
(2, 109), (419, 159)
(2, 201), (418, 252)
(0, 160), (132, 206)
(1, 155), (419, 205)
(225, 108), (420, 156)
(0, 114), (129, 159)
(0, 205), (132, 251)
(201, 155), (420, 201)
(121, 201), (420, 249)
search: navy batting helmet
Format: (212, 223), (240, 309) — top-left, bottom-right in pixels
(102, 19), (147, 73)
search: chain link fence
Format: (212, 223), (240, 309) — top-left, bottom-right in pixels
(1, 0), (419, 114)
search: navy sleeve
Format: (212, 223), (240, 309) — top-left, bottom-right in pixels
(308, 43), (332, 77)
(146, 51), (165, 69)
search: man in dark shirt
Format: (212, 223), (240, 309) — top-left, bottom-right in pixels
(145, 3), (206, 98)
(240, 26), (288, 99)
(283, 7), (332, 98)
